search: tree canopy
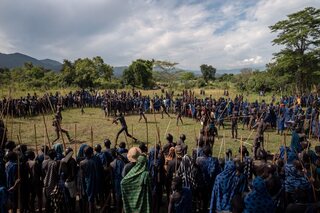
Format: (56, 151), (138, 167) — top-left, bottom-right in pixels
(269, 7), (320, 93)
(122, 59), (154, 89)
(61, 56), (113, 88)
(200, 64), (216, 82)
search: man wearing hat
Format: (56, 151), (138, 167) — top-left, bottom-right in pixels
(122, 147), (142, 178)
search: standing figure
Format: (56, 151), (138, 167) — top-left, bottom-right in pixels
(52, 114), (72, 144)
(121, 155), (151, 213)
(161, 101), (171, 119)
(253, 118), (267, 159)
(113, 113), (137, 146)
(175, 104), (183, 126)
(231, 112), (238, 139)
(138, 104), (147, 123)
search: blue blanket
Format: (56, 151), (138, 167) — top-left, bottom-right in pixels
(284, 164), (310, 193)
(244, 177), (274, 213)
(210, 161), (247, 212)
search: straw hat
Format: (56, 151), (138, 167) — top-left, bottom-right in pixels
(127, 147), (142, 163)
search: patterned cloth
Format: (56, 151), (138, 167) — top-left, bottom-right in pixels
(43, 159), (59, 196)
(121, 155), (151, 213)
(177, 155), (197, 191)
(243, 156), (253, 180)
(210, 161), (247, 212)
(284, 163), (310, 193)
(243, 177), (274, 213)
(290, 131), (302, 153)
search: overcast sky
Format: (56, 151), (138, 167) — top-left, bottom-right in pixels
(0, 0), (319, 70)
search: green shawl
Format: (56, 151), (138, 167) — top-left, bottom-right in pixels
(121, 155), (151, 213)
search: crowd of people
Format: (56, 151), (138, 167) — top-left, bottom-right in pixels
(0, 90), (320, 213)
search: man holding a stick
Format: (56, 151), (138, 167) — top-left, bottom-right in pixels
(113, 113), (138, 147)
(252, 117), (267, 159)
(52, 114), (72, 144)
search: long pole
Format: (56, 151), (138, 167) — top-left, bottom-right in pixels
(146, 121), (149, 150)
(43, 125), (46, 156)
(244, 111), (266, 146)
(218, 135), (223, 159)
(223, 132), (226, 161)
(283, 133), (287, 163)
(194, 127), (199, 158)
(41, 112), (51, 149)
(266, 133), (269, 152)
(18, 122), (22, 144)
(34, 124), (38, 155)
(164, 119), (172, 141)
(240, 136), (243, 163)
(131, 124), (134, 148)
(1, 101), (9, 148)
(90, 126), (94, 148)
(308, 117), (312, 139)
(10, 109), (13, 140)
(57, 121), (67, 151)
(46, 93), (56, 115)
(153, 108), (161, 147)
(74, 123), (77, 156)
(16, 135), (22, 212)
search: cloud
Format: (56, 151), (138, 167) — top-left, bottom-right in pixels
(242, 56), (263, 65)
(0, 0), (319, 70)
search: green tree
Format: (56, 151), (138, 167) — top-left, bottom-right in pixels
(154, 60), (178, 72)
(153, 60), (179, 87)
(61, 59), (76, 86)
(269, 7), (320, 93)
(123, 59), (154, 88)
(179, 71), (195, 81)
(74, 58), (97, 88)
(0, 68), (10, 84)
(61, 57), (113, 88)
(93, 56), (113, 81)
(26, 66), (45, 79)
(200, 64), (216, 82)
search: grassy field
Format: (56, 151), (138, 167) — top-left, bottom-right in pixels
(4, 107), (303, 157)
(1, 86), (294, 157)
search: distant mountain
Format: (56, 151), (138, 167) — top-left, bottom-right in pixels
(0, 52), (266, 75)
(0, 52), (62, 71)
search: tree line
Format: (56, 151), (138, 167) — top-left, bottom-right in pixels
(0, 7), (319, 94)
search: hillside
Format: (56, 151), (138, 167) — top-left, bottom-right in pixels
(0, 52), (62, 71)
